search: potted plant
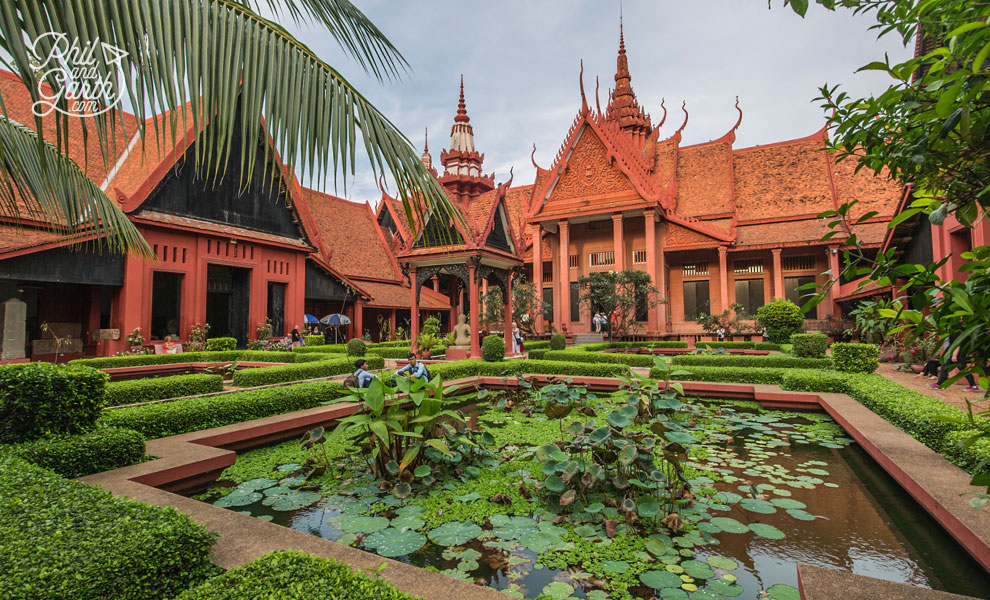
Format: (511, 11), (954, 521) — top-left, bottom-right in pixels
(417, 332), (439, 358)
(127, 327), (144, 351)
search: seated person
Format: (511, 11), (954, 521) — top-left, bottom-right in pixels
(394, 352), (429, 382)
(353, 359), (378, 389)
(163, 335), (178, 354)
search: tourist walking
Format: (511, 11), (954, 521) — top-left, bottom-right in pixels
(932, 334), (981, 392)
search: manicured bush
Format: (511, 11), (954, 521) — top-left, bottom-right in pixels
(942, 429), (990, 474)
(756, 299), (805, 344)
(524, 340), (552, 351)
(105, 374), (224, 407)
(753, 342), (783, 351)
(575, 341), (690, 352)
(0, 362), (107, 443)
(70, 350), (324, 369)
(428, 359), (631, 382)
(368, 346), (413, 359)
(695, 341), (754, 349)
(671, 354), (833, 370)
(205, 337), (237, 351)
(99, 381), (347, 439)
(779, 370), (850, 393)
(175, 551), (418, 600)
(482, 335), (505, 362)
(0, 456), (217, 600)
(303, 335), (324, 346)
(527, 349), (549, 360)
(373, 340), (411, 348)
(543, 350), (656, 368)
(832, 342), (880, 373)
(347, 338), (367, 356)
(0, 427), (145, 478)
(655, 365), (786, 385)
(550, 333), (567, 350)
(790, 333), (829, 358)
(231, 356), (383, 388)
(293, 343), (348, 354)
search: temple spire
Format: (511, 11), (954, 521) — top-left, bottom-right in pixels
(605, 22), (652, 136)
(420, 127), (436, 176)
(455, 75), (470, 123)
(440, 76), (494, 206)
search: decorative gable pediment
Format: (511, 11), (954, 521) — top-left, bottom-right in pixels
(665, 222), (725, 247)
(545, 127), (636, 205)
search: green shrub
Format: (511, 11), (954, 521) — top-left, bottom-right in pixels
(205, 337), (237, 351)
(231, 356), (383, 387)
(790, 333), (829, 358)
(695, 341), (754, 349)
(482, 335), (505, 362)
(550, 333), (567, 350)
(843, 375), (965, 449)
(99, 381), (347, 439)
(368, 346), (413, 359)
(0, 362), (107, 443)
(105, 374), (224, 407)
(756, 299), (805, 344)
(753, 342), (783, 351)
(575, 341), (689, 352)
(70, 350), (325, 369)
(372, 340), (410, 348)
(832, 342), (880, 373)
(347, 338), (367, 356)
(428, 359), (631, 382)
(942, 429), (990, 473)
(671, 354), (833, 369)
(779, 370), (850, 393)
(0, 427), (145, 478)
(527, 349), (549, 360)
(292, 344), (348, 354)
(0, 456), (217, 600)
(175, 550), (418, 600)
(303, 335), (324, 346)
(543, 350), (656, 368)
(655, 365), (786, 385)
(524, 340), (552, 351)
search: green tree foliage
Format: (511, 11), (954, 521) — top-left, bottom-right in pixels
(482, 335), (505, 362)
(479, 276), (550, 335)
(576, 270), (662, 342)
(755, 299), (804, 344)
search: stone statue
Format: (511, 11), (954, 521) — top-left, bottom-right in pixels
(452, 314), (471, 346)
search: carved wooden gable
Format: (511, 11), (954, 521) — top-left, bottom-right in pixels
(542, 128), (636, 211)
(664, 222), (723, 247)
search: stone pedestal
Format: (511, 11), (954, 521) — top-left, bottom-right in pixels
(1, 298), (26, 360)
(444, 346), (471, 361)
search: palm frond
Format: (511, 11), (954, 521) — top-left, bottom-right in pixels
(0, 0), (458, 235)
(0, 116), (154, 258)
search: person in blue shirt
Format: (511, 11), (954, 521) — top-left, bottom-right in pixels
(394, 352), (429, 382)
(353, 359), (378, 389)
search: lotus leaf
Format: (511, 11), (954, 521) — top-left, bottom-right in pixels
(541, 582), (574, 600)
(766, 584), (801, 600)
(339, 515), (390, 534)
(428, 521), (483, 546)
(680, 560), (714, 579)
(786, 509), (816, 521)
(276, 463), (303, 471)
(709, 517), (748, 534)
(364, 527), (426, 558)
(658, 588), (688, 599)
(573, 525), (598, 538)
(601, 560), (630, 574)
(586, 591), (609, 600)
(739, 498), (777, 514)
(237, 478), (278, 492)
(545, 475), (566, 493)
(707, 579), (744, 597)
(390, 515), (425, 531)
(639, 570), (683, 589)
(706, 556), (738, 570)
(770, 498), (806, 509)
(493, 516), (538, 540)
(395, 504), (425, 517)
(638, 497), (660, 518)
(214, 491), (262, 508)
(414, 465), (431, 478)
(644, 538), (668, 557)
(749, 522), (786, 539)
(520, 530), (566, 553)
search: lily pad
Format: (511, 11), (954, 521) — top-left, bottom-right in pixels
(390, 515), (425, 531)
(786, 509), (816, 521)
(640, 570), (683, 589)
(520, 530), (566, 554)
(339, 515), (390, 534)
(749, 522), (786, 539)
(706, 556), (739, 570)
(276, 463), (303, 472)
(770, 498), (807, 510)
(739, 498), (777, 514)
(364, 527), (426, 558)
(709, 517), (749, 534)
(707, 579), (744, 597)
(601, 560), (630, 574)
(766, 583), (801, 600)
(541, 582), (575, 600)
(680, 559), (714, 579)
(214, 491), (262, 508)
(237, 478), (278, 491)
(428, 521), (483, 546)
(493, 516), (538, 540)
(453, 492), (482, 502)
(262, 490), (322, 511)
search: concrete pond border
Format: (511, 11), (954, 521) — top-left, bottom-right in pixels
(80, 375), (990, 600)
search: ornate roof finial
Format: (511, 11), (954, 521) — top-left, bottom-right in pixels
(605, 19), (651, 135)
(732, 96), (743, 131)
(424, 127), (429, 153)
(658, 97), (667, 127)
(455, 75), (469, 123)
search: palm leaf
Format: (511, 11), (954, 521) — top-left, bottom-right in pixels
(0, 116), (153, 258)
(0, 0), (458, 237)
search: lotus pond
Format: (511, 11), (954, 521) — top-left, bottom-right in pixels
(197, 378), (990, 600)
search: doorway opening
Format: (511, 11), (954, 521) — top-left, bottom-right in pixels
(206, 264), (250, 347)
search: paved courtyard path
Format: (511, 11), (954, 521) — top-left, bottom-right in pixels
(876, 362), (987, 412)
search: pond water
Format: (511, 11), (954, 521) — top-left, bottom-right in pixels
(207, 397), (990, 600)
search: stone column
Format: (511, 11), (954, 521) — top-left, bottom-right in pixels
(826, 246), (841, 318)
(612, 213), (624, 271)
(0, 298), (26, 360)
(644, 210), (658, 333)
(771, 248), (784, 300)
(718, 246), (729, 312)
(504, 271), (514, 356)
(468, 261), (481, 359)
(532, 224), (544, 332)
(354, 298), (364, 341)
(410, 266), (420, 351)
(558, 220), (570, 331)
(657, 223), (668, 332)
(390, 309), (397, 342)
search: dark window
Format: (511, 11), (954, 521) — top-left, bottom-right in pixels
(635, 287), (648, 322)
(570, 282), (580, 322)
(734, 278), (765, 318)
(785, 276), (817, 318)
(542, 287), (553, 323)
(151, 272), (182, 340)
(267, 282), (286, 337)
(683, 280), (710, 321)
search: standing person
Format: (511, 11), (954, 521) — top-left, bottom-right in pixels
(511, 322), (523, 355)
(932, 334), (981, 392)
(716, 326), (726, 342)
(290, 325), (301, 347)
(323, 325), (333, 345)
(395, 352), (429, 382)
(592, 313), (601, 333)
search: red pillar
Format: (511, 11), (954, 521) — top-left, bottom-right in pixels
(558, 220), (570, 332)
(612, 213), (624, 271)
(532, 224), (544, 332)
(390, 309), (397, 341)
(410, 266), (419, 351)
(504, 272), (514, 356)
(353, 299), (364, 341)
(826, 246), (841, 318)
(771, 248), (784, 300)
(644, 210), (658, 333)
(468, 261), (481, 359)
(718, 246), (729, 312)
(657, 222), (668, 332)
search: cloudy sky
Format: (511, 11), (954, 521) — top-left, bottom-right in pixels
(287, 0), (912, 203)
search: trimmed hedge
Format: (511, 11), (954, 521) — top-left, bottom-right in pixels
(175, 550), (419, 600)
(205, 337), (237, 351)
(105, 374), (224, 407)
(671, 354), (833, 370)
(527, 349), (549, 360)
(658, 365), (787, 385)
(843, 375), (964, 449)
(543, 350), (656, 368)
(482, 335), (506, 362)
(695, 341), (754, 349)
(790, 333), (828, 358)
(832, 343), (880, 373)
(292, 344), (348, 354)
(0, 427), (145, 478)
(753, 342), (783, 351)
(942, 429), (990, 474)
(368, 346), (413, 359)
(0, 456), (217, 600)
(231, 356), (384, 388)
(575, 341), (689, 352)
(428, 359), (631, 381)
(347, 338), (367, 356)
(550, 333), (567, 350)
(0, 362), (107, 443)
(524, 340), (552, 351)
(100, 381), (347, 439)
(70, 350), (326, 369)
(373, 340), (412, 348)
(303, 335), (324, 346)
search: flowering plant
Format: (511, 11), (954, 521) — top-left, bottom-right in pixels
(127, 327), (144, 347)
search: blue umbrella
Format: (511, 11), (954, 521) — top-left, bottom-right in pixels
(304, 314), (319, 324)
(320, 313), (351, 325)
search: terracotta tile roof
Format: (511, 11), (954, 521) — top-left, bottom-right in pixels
(357, 279), (449, 310)
(676, 141), (734, 216)
(733, 134), (835, 221)
(465, 189), (499, 243)
(133, 211), (312, 248)
(850, 221), (890, 245)
(735, 219), (830, 246)
(385, 197), (412, 238)
(830, 157), (903, 222)
(0, 224), (77, 255)
(303, 189), (400, 282)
